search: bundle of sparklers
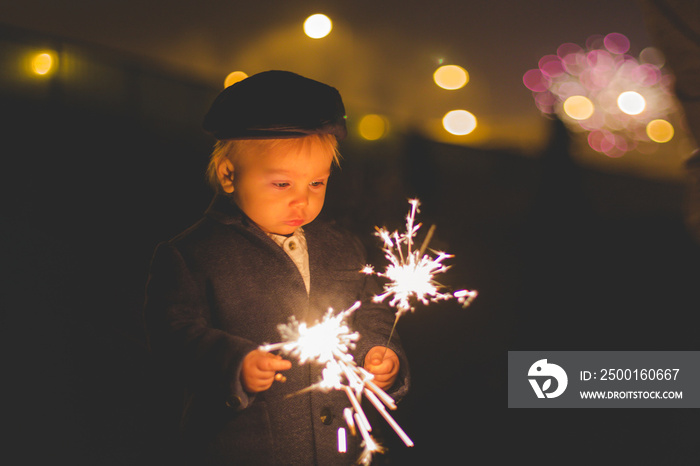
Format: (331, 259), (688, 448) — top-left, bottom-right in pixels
(260, 199), (477, 464)
(260, 301), (410, 464)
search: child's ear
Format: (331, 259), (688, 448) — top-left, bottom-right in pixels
(216, 158), (235, 193)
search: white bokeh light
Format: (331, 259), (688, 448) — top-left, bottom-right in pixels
(617, 91), (646, 115)
(442, 110), (477, 135)
(304, 14), (333, 39)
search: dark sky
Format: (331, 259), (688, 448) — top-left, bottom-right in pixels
(3, 0), (690, 177)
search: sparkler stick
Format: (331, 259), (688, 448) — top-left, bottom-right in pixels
(380, 314), (401, 360)
(355, 413), (377, 453)
(344, 386), (372, 433)
(259, 342), (285, 352)
(283, 383), (321, 399)
(338, 427), (347, 453)
(364, 379), (397, 410)
(363, 388), (414, 447)
(343, 407), (356, 436)
(418, 224), (437, 257)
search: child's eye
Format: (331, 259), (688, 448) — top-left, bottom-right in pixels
(310, 180), (326, 188)
(272, 182), (290, 188)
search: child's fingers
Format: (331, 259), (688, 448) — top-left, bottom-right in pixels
(256, 353), (292, 372)
(375, 359), (398, 377)
(369, 352), (383, 366)
(242, 350), (292, 392)
(365, 347), (385, 365)
(364, 347), (399, 374)
(371, 372), (395, 384)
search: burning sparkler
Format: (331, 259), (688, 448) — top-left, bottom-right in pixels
(363, 199), (478, 349)
(260, 301), (413, 464)
(261, 302), (361, 365)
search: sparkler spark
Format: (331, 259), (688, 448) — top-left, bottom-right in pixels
(278, 303), (360, 365)
(357, 430), (386, 466)
(260, 301), (413, 463)
(363, 198), (478, 316)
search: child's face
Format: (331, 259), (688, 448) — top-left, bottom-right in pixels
(231, 142), (332, 236)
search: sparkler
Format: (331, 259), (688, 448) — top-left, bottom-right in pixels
(260, 301), (413, 464)
(260, 302), (361, 366)
(363, 198), (478, 350)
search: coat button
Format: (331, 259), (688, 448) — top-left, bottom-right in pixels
(225, 395), (243, 409)
(320, 407), (333, 425)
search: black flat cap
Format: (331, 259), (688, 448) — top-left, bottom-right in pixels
(203, 70), (347, 140)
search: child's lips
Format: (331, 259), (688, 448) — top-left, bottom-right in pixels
(285, 219), (304, 227)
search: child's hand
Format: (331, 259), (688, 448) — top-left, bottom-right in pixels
(241, 349), (292, 393)
(363, 346), (400, 391)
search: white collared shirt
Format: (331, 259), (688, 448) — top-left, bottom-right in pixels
(267, 227), (310, 295)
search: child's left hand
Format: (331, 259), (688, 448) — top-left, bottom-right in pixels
(363, 346), (400, 391)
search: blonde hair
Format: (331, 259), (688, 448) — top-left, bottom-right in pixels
(206, 134), (341, 191)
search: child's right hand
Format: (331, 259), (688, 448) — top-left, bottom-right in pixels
(241, 349), (292, 393)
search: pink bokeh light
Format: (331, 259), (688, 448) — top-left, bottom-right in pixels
(524, 33), (678, 158)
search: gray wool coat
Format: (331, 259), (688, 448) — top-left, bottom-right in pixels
(144, 194), (410, 466)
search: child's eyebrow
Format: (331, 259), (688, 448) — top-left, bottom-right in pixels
(264, 169), (331, 178)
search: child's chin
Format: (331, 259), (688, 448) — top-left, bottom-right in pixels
(270, 225), (299, 236)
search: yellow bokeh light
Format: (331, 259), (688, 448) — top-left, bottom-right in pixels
(304, 14), (333, 39)
(224, 71), (248, 88)
(442, 110), (477, 135)
(563, 95), (594, 120)
(433, 65), (469, 90)
(646, 119), (674, 143)
(358, 114), (388, 140)
(31, 52), (55, 76)
(617, 91), (646, 115)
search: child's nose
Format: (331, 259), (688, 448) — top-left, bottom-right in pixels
(290, 189), (309, 207)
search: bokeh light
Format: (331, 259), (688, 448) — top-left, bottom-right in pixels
(31, 52), (55, 76)
(603, 32), (630, 54)
(523, 32), (679, 157)
(639, 47), (665, 68)
(224, 70), (248, 88)
(304, 14), (333, 39)
(442, 110), (477, 135)
(523, 69), (550, 93)
(358, 114), (389, 140)
(433, 65), (469, 90)
(617, 91), (645, 115)
(646, 119), (674, 143)
(563, 95), (594, 120)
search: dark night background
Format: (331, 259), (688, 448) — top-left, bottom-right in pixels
(2, 1), (700, 465)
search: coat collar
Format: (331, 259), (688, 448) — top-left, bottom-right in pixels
(204, 193), (248, 226)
